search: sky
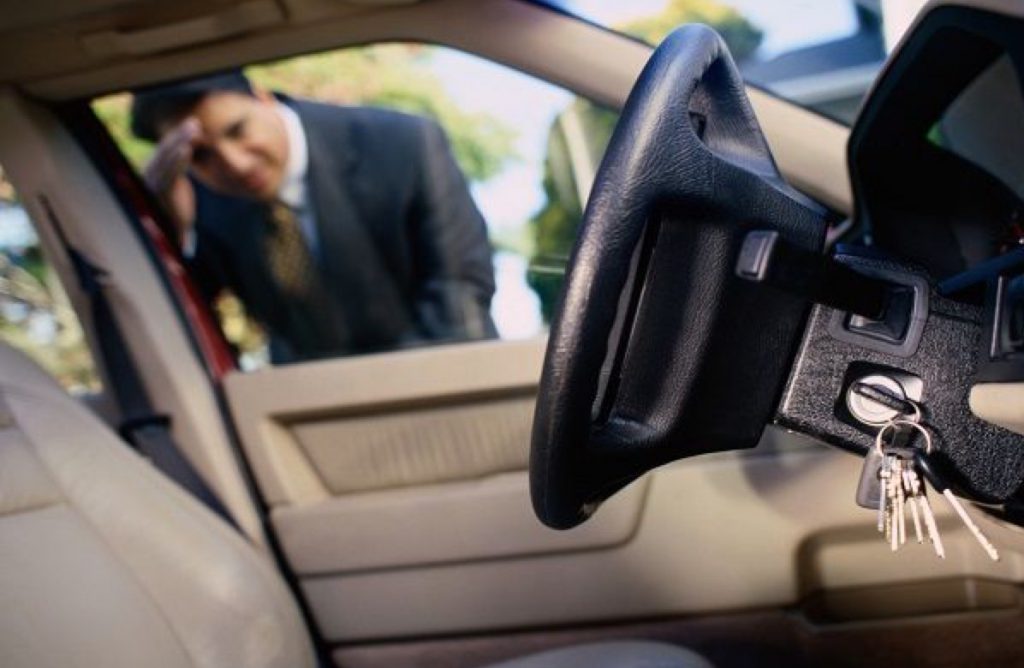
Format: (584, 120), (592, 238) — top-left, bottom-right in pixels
(716, 0), (857, 56)
(0, 204), (35, 248)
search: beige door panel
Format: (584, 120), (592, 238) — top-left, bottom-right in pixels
(291, 394), (534, 495)
(221, 337), (653, 628)
(273, 472), (647, 575)
(300, 442), (1024, 642)
(225, 338), (645, 575)
(224, 340), (1024, 643)
(970, 383), (1024, 436)
(225, 336), (647, 570)
(223, 338), (546, 505)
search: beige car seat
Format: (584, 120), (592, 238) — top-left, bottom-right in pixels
(0, 342), (711, 668)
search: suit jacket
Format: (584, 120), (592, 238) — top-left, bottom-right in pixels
(188, 98), (497, 363)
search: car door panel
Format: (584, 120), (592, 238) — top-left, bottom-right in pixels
(221, 337), (1024, 643)
(223, 339), (544, 505)
(292, 437), (1024, 642)
(223, 339), (647, 574)
(272, 471), (648, 575)
(290, 394), (534, 496)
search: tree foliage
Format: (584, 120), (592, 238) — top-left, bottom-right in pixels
(621, 0), (763, 61)
(527, 98), (618, 323)
(0, 242), (100, 392)
(0, 166), (15, 203)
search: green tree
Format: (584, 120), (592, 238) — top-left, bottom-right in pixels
(0, 194), (100, 393)
(527, 98), (618, 323)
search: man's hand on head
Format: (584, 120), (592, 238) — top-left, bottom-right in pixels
(143, 117), (200, 241)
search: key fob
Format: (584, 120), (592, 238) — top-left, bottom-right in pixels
(856, 447), (884, 509)
(857, 445), (916, 509)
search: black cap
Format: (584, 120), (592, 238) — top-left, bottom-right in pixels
(130, 70), (253, 142)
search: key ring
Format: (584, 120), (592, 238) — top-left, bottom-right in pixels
(874, 418), (934, 457)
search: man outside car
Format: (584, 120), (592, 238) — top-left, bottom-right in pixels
(132, 71), (497, 363)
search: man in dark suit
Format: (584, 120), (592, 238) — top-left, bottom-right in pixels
(132, 72), (497, 363)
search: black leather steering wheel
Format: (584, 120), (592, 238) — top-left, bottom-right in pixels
(530, 25), (827, 529)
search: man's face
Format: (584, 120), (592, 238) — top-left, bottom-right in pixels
(169, 90), (289, 202)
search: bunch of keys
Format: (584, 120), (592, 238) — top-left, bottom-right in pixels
(856, 406), (1000, 561)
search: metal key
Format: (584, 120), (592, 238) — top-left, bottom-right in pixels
(884, 470), (894, 543)
(862, 412), (941, 556)
(914, 450), (999, 562)
(920, 487), (946, 559)
(877, 455), (891, 533)
(889, 458), (900, 551)
(856, 393), (924, 514)
(902, 467), (923, 543)
(896, 457), (907, 546)
(909, 468), (945, 559)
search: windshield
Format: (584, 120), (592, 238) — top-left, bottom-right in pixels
(554, 0), (909, 126)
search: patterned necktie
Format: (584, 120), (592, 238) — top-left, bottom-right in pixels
(265, 201), (315, 297)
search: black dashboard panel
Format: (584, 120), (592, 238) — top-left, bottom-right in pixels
(847, 6), (1024, 382)
(850, 6), (1024, 277)
(774, 6), (1024, 511)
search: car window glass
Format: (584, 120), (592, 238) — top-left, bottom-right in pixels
(93, 44), (613, 369)
(0, 165), (102, 392)
(567, 0), (924, 126)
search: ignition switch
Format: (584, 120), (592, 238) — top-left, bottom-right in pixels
(847, 375), (909, 425)
(841, 368), (924, 428)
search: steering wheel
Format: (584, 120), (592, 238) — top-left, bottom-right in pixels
(530, 25), (827, 529)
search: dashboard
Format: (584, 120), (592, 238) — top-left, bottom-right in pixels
(847, 6), (1024, 383)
